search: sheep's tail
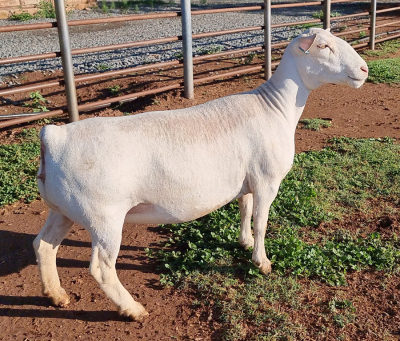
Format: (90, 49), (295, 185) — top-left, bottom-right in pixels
(36, 125), (59, 204)
(37, 137), (46, 184)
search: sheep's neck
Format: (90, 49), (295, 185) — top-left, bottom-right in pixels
(255, 52), (311, 132)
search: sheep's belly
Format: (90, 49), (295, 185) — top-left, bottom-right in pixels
(124, 202), (224, 225)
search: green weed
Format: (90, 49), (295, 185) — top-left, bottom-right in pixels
(299, 118), (332, 131)
(196, 45), (224, 56)
(367, 57), (400, 84)
(9, 12), (34, 21)
(101, 1), (109, 13)
(0, 129), (40, 206)
(24, 91), (49, 112)
(328, 297), (356, 328)
(97, 63), (110, 71)
(108, 85), (121, 96)
(312, 10), (341, 19)
(35, 0), (56, 18)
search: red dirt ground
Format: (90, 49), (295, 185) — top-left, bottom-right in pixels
(1, 48), (400, 340)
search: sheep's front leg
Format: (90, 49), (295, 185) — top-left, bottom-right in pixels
(88, 216), (148, 321)
(238, 193), (254, 249)
(33, 209), (73, 306)
(252, 184), (280, 275)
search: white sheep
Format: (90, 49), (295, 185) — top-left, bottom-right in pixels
(33, 28), (368, 321)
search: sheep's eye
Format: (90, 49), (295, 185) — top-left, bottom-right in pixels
(318, 44), (328, 49)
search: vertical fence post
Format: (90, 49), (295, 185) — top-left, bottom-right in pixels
(181, 0), (194, 99)
(54, 0), (79, 122)
(323, 0), (331, 30)
(370, 0), (377, 50)
(264, 0), (272, 80)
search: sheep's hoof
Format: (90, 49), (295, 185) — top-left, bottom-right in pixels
(239, 237), (255, 250)
(120, 307), (149, 322)
(254, 259), (272, 275)
(45, 288), (70, 307)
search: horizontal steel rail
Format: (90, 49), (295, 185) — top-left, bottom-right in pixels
(331, 0), (356, 3)
(0, 26), (263, 66)
(376, 20), (400, 29)
(191, 6), (262, 15)
(376, 6), (400, 14)
(192, 26), (262, 39)
(375, 31), (400, 42)
(271, 18), (322, 28)
(0, 0), (348, 34)
(335, 27), (370, 37)
(2, 1), (400, 129)
(0, 18), (325, 66)
(0, 46), (265, 97)
(0, 64), (266, 129)
(330, 11), (370, 21)
(0, 6), (265, 33)
(0, 36), (181, 65)
(0, 13), (181, 33)
(271, 2), (322, 9)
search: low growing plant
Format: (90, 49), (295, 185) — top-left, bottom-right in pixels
(299, 118), (332, 131)
(367, 57), (400, 84)
(312, 10), (341, 19)
(23, 91), (49, 112)
(0, 129), (40, 206)
(35, 0), (56, 18)
(149, 138), (400, 287)
(9, 12), (34, 21)
(108, 84), (121, 95)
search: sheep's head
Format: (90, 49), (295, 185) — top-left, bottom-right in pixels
(291, 28), (368, 90)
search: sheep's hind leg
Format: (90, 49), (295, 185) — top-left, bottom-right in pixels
(33, 209), (73, 307)
(89, 216), (149, 321)
(238, 193), (254, 249)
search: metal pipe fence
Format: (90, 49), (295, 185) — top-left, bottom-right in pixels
(1, 0), (400, 128)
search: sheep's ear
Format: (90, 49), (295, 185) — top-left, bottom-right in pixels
(325, 28), (331, 32)
(298, 34), (317, 54)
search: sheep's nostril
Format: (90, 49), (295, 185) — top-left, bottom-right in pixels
(361, 66), (368, 74)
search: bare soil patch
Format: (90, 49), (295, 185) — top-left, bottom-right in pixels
(1, 50), (400, 340)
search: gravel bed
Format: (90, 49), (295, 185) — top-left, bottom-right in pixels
(0, 1), (378, 80)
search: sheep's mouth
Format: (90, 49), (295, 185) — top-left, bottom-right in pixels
(348, 76), (365, 81)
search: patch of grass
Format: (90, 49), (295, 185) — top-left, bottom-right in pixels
(0, 129), (40, 206)
(181, 272), (305, 340)
(328, 297), (357, 328)
(363, 38), (400, 58)
(299, 118), (332, 131)
(196, 45), (224, 56)
(367, 57), (400, 84)
(359, 31), (366, 38)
